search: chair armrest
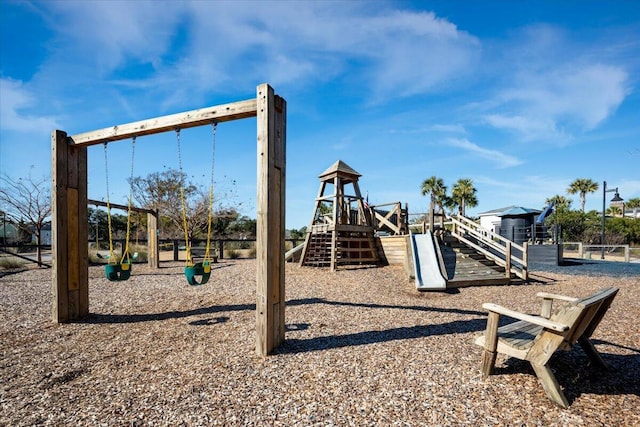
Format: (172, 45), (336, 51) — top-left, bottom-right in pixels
(482, 303), (569, 332)
(536, 292), (579, 302)
(536, 292), (579, 318)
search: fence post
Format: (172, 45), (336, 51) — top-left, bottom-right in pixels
(578, 242), (583, 258)
(505, 241), (512, 279)
(521, 241), (528, 281)
(173, 239), (179, 261)
(625, 245), (629, 262)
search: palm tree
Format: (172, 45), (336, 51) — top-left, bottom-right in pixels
(607, 206), (622, 217)
(626, 197), (640, 218)
(451, 178), (478, 216)
(545, 195), (572, 209)
(567, 178), (599, 212)
(421, 176), (447, 214)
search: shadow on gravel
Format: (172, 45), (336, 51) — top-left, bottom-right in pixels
(277, 318), (487, 354)
(0, 268), (29, 278)
(279, 297), (488, 354)
(287, 297), (486, 317)
(83, 297), (485, 325)
(495, 349), (640, 405)
(83, 303), (255, 324)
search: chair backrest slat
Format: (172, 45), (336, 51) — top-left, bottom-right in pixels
(529, 287), (619, 365)
(565, 287), (619, 345)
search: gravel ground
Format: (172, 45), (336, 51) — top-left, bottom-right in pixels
(1, 260), (639, 426)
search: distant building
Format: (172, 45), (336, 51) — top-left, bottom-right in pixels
(478, 206), (518, 234)
(478, 206), (543, 244)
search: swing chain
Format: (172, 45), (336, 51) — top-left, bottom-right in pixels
(122, 137), (136, 263)
(176, 129), (193, 266)
(204, 122), (217, 261)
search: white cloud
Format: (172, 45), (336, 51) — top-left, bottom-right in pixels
(0, 78), (60, 133)
(35, 1), (480, 104)
(480, 24), (630, 143)
(490, 64), (628, 137)
(47, 1), (183, 74)
(445, 138), (522, 169)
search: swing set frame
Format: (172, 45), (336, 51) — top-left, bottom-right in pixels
(51, 84), (286, 356)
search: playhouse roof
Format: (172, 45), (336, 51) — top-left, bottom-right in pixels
(478, 206), (519, 216)
(497, 207), (542, 217)
(318, 160), (361, 180)
(478, 206), (542, 217)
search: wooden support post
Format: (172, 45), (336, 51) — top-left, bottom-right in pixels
(52, 130), (89, 322)
(481, 311), (499, 377)
(429, 201), (434, 232)
(173, 240), (179, 261)
(255, 84), (286, 356)
(521, 241), (528, 281)
(147, 211), (158, 269)
(505, 241), (512, 279)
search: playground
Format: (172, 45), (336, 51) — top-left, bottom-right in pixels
(1, 260), (639, 425)
(2, 83), (633, 424)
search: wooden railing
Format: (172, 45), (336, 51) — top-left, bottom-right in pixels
(449, 215), (528, 281)
(369, 202), (408, 235)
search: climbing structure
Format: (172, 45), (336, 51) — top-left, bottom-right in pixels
(300, 160), (383, 271)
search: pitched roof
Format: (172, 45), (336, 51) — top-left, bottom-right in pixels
(477, 206), (519, 216)
(478, 206), (542, 217)
(318, 160), (361, 179)
(498, 207), (542, 216)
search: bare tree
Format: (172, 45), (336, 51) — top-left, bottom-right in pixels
(0, 174), (51, 266)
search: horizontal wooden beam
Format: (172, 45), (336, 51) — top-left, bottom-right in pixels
(68, 98), (258, 147)
(88, 198), (157, 215)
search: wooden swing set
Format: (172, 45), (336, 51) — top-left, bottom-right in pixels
(51, 84), (286, 356)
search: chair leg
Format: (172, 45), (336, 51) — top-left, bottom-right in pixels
(481, 311), (499, 377)
(481, 350), (497, 377)
(531, 363), (569, 408)
(578, 336), (609, 370)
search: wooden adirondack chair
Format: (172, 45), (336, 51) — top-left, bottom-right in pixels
(475, 287), (619, 408)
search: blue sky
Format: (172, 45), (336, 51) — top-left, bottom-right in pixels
(1, 0), (639, 229)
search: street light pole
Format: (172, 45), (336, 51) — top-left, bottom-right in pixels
(601, 181), (623, 260)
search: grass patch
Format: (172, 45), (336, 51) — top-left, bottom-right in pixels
(0, 257), (26, 269)
(226, 249), (241, 259)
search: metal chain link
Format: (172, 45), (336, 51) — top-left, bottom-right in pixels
(176, 129), (192, 265)
(122, 137), (136, 263)
(204, 122), (217, 261)
(103, 142), (116, 262)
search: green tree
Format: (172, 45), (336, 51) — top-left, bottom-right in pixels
(544, 205), (587, 241)
(228, 215), (257, 238)
(210, 207), (240, 237)
(131, 169), (198, 238)
(545, 195), (572, 209)
(626, 197), (640, 218)
(290, 226), (307, 240)
(450, 178), (478, 216)
(607, 206), (622, 217)
(567, 178), (599, 212)
(421, 176), (447, 214)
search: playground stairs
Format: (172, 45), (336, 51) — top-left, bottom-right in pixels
(438, 233), (511, 287)
(301, 232), (332, 267)
(301, 230), (383, 269)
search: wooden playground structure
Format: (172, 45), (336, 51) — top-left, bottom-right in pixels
(51, 84), (286, 356)
(295, 159), (528, 287)
(299, 160), (385, 270)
